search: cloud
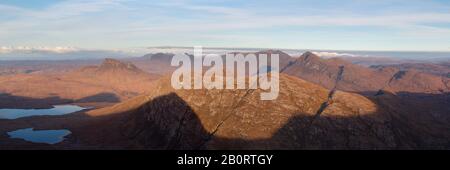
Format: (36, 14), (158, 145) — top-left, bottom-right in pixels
(312, 51), (367, 58)
(145, 46), (259, 56)
(0, 46), (80, 54)
(1, 0), (450, 51)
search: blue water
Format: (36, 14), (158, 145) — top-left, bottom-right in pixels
(0, 105), (86, 119)
(7, 128), (71, 144)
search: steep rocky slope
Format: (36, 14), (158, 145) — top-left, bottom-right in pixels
(82, 73), (449, 149)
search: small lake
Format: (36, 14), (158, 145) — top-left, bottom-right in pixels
(0, 105), (86, 119)
(7, 128), (71, 144)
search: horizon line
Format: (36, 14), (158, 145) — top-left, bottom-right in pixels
(146, 46), (450, 53)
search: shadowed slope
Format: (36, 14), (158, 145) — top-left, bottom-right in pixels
(85, 74), (400, 149)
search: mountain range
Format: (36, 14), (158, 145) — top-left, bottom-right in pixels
(0, 50), (449, 149)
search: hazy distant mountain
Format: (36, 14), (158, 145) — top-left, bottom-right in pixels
(0, 60), (103, 75)
(371, 62), (450, 77)
(228, 50), (295, 69)
(127, 53), (176, 75)
(342, 56), (413, 66)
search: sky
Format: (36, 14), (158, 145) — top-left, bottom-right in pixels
(1, 0), (450, 53)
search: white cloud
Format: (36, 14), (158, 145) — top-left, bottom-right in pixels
(32, 0), (125, 19)
(1, 0), (450, 51)
(312, 51), (367, 58)
(145, 46), (259, 56)
(0, 46), (80, 54)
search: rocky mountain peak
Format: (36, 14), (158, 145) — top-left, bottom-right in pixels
(299, 51), (321, 62)
(99, 58), (140, 71)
